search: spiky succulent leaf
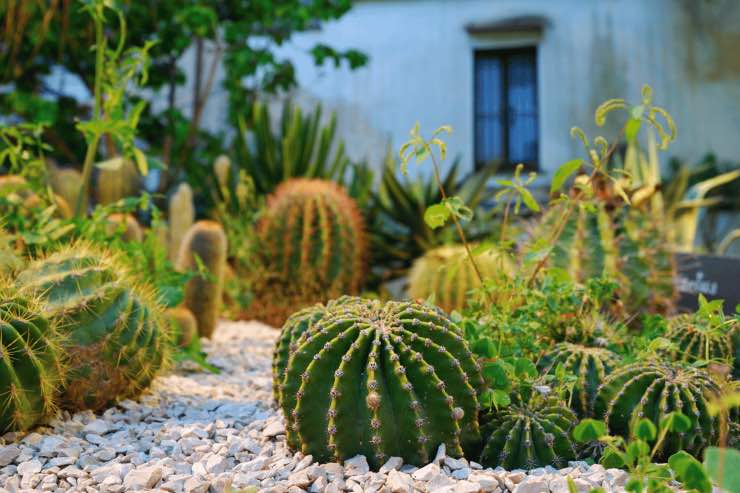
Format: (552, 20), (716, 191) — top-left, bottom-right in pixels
(538, 343), (621, 418)
(407, 244), (511, 313)
(274, 297), (483, 469)
(480, 391), (578, 470)
(17, 244), (173, 412)
(594, 362), (722, 459)
(0, 282), (65, 434)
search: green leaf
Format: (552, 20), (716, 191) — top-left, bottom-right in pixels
(550, 159), (583, 193)
(573, 419), (607, 443)
(600, 449), (627, 469)
(442, 196), (474, 222)
(472, 338), (496, 359)
(670, 452), (711, 493)
(515, 185), (540, 212)
(626, 439), (650, 462)
(490, 389), (511, 408)
(133, 147), (148, 175)
(481, 361), (509, 389)
(633, 418), (657, 442)
(659, 412), (691, 433)
(513, 358), (537, 379)
(704, 447), (740, 493)
(567, 477), (578, 493)
(423, 203), (450, 229)
(625, 477), (642, 493)
(625, 118), (642, 143)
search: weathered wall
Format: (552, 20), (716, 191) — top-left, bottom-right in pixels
(253, 0), (740, 177)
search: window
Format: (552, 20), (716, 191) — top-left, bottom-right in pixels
(474, 47), (538, 170)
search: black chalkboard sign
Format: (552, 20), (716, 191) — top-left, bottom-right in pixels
(675, 253), (740, 314)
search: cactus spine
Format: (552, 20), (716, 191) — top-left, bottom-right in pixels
(407, 245), (511, 313)
(594, 362), (722, 459)
(529, 202), (675, 314)
(177, 220), (227, 338)
(168, 183), (195, 262)
(16, 244), (173, 411)
(538, 343), (621, 418)
(480, 391), (578, 469)
(166, 306), (197, 348)
(253, 179), (367, 326)
(0, 281), (65, 434)
(274, 297), (483, 469)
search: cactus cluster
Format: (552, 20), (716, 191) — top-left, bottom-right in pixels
(274, 296), (483, 469)
(538, 343), (621, 418)
(407, 244), (511, 312)
(480, 391), (578, 469)
(251, 178), (367, 326)
(177, 220), (228, 338)
(529, 202), (675, 315)
(17, 244), (173, 412)
(594, 362), (722, 459)
(0, 281), (65, 434)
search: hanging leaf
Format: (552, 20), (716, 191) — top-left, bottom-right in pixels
(550, 159), (583, 193)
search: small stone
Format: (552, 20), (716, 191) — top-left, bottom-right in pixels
(123, 465), (163, 490)
(412, 463), (440, 481)
(451, 467), (471, 480)
(443, 457), (468, 470)
(454, 480), (480, 493)
(17, 459), (42, 476)
(514, 477), (549, 493)
(344, 455), (370, 476)
(434, 444), (446, 464)
(0, 446), (20, 467)
(82, 420), (110, 435)
(183, 477), (210, 493)
(379, 457), (403, 474)
(263, 421), (286, 437)
(294, 454), (313, 473)
(469, 471), (500, 492)
(288, 470), (312, 489)
(507, 471), (526, 484)
(386, 469), (413, 493)
(205, 454), (228, 474)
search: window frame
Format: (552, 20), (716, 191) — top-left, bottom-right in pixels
(473, 46), (539, 172)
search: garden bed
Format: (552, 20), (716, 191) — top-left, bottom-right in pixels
(0, 320), (677, 493)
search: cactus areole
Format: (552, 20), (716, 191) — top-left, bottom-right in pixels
(274, 297), (484, 470)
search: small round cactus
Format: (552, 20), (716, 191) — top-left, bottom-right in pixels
(0, 281), (65, 434)
(663, 314), (735, 368)
(538, 343), (621, 418)
(274, 297), (483, 469)
(252, 178), (367, 326)
(177, 220), (228, 338)
(17, 243), (173, 412)
(407, 244), (511, 313)
(594, 362), (722, 459)
(480, 391), (578, 469)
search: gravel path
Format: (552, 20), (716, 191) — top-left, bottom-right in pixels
(0, 321), (651, 492)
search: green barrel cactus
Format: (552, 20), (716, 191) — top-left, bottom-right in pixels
(538, 343), (621, 418)
(663, 314), (735, 368)
(594, 362), (722, 459)
(274, 297), (483, 469)
(252, 178), (367, 326)
(0, 282), (65, 434)
(17, 244), (173, 412)
(528, 202), (675, 315)
(407, 244), (511, 313)
(480, 391), (578, 469)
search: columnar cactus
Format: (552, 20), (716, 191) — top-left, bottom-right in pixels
(253, 179), (367, 326)
(94, 158), (142, 205)
(480, 391), (578, 469)
(177, 221), (227, 338)
(274, 297), (483, 469)
(594, 362), (722, 459)
(0, 282), (65, 434)
(16, 244), (172, 411)
(49, 167), (85, 214)
(528, 202), (675, 314)
(407, 245), (511, 312)
(166, 306), (198, 348)
(663, 314), (735, 367)
(168, 183), (194, 262)
(538, 343), (621, 418)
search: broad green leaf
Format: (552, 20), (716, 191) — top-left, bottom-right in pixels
(659, 412), (691, 433)
(515, 185), (540, 212)
(423, 204), (449, 229)
(481, 361), (509, 389)
(442, 196), (474, 222)
(704, 447), (740, 493)
(513, 358), (537, 379)
(626, 439), (650, 462)
(625, 477), (642, 493)
(133, 147), (148, 175)
(472, 338), (496, 359)
(634, 419), (657, 442)
(573, 419), (607, 443)
(490, 389), (510, 408)
(550, 159), (583, 193)
(600, 449), (627, 469)
(625, 118), (642, 143)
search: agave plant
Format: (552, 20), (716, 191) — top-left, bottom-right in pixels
(232, 100), (359, 196)
(368, 150), (497, 283)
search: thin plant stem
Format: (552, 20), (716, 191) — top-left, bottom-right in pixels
(75, 6), (105, 218)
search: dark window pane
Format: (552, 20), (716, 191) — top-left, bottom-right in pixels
(474, 56), (503, 166)
(507, 52), (537, 164)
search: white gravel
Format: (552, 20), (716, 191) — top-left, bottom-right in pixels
(0, 320), (667, 493)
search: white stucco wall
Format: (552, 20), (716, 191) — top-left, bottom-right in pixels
(255, 0), (740, 177)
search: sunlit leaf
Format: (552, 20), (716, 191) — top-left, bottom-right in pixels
(550, 159), (583, 194)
